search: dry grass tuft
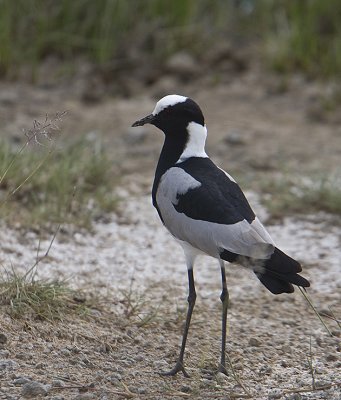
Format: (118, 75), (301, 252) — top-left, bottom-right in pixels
(0, 270), (88, 321)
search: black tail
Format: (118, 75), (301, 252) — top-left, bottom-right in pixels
(254, 248), (310, 294)
(220, 247), (310, 295)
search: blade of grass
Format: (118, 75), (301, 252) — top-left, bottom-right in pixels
(298, 287), (333, 336)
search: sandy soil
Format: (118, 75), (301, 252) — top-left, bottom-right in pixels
(0, 72), (340, 399)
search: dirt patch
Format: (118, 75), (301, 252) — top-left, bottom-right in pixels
(0, 182), (340, 399)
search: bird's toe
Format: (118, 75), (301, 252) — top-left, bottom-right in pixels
(217, 363), (228, 376)
(160, 361), (190, 378)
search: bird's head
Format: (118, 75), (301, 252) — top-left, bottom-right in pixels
(132, 95), (205, 135)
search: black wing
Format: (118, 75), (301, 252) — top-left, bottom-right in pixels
(175, 158), (255, 225)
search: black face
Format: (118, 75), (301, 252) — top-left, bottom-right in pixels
(132, 98), (205, 135)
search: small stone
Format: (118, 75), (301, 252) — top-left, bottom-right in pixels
(22, 381), (48, 398)
(200, 378), (216, 388)
(180, 384), (192, 393)
(153, 359), (169, 370)
(166, 51), (198, 78)
(325, 353), (338, 362)
(281, 360), (289, 367)
(51, 379), (64, 387)
(259, 365), (272, 375)
(0, 350), (10, 358)
(73, 394), (94, 400)
(248, 337), (261, 347)
(315, 380), (330, 388)
(136, 387), (148, 394)
(215, 372), (228, 384)
(109, 372), (122, 383)
(0, 359), (17, 370)
(286, 394), (302, 400)
(281, 345), (292, 354)
(16, 352), (31, 360)
(0, 333), (8, 345)
(13, 377), (31, 386)
(224, 131), (245, 146)
(60, 348), (71, 357)
(124, 127), (150, 145)
(268, 388), (282, 399)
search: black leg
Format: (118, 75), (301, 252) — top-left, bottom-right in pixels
(161, 268), (196, 378)
(218, 260), (229, 375)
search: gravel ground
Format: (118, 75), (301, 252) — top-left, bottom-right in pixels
(0, 179), (340, 400)
(0, 65), (340, 399)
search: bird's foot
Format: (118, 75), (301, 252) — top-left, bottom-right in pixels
(217, 363), (228, 376)
(160, 361), (190, 378)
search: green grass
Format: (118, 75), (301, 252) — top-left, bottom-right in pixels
(259, 173), (341, 219)
(0, 227), (97, 321)
(0, 0), (340, 80)
(0, 267), (89, 320)
(262, 0), (341, 78)
(0, 129), (118, 229)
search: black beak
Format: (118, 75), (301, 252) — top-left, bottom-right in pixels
(132, 114), (155, 127)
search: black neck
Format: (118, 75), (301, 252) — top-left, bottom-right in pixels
(152, 131), (188, 206)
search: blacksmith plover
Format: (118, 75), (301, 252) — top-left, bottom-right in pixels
(132, 94), (310, 377)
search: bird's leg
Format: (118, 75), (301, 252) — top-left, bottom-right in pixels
(218, 260), (229, 375)
(161, 268), (196, 378)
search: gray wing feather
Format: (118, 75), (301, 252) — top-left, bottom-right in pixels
(156, 167), (275, 259)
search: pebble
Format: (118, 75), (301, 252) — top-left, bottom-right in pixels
(16, 352), (31, 360)
(286, 394), (302, 400)
(215, 372), (228, 384)
(109, 372), (122, 384)
(124, 127), (150, 145)
(136, 387), (148, 394)
(315, 380), (330, 388)
(200, 378), (217, 388)
(0, 359), (17, 370)
(153, 359), (169, 370)
(248, 337), (261, 347)
(21, 381), (49, 398)
(51, 379), (64, 387)
(267, 388), (282, 399)
(0, 350), (10, 358)
(224, 131), (246, 146)
(331, 330), (340, 337)
(166, 51), (198, 78)
(0, 332), (8, 345)
(73, 394), (94, 400)
(60, 348), (71, 356)
(281, 344), (292, 354)
(180, 384), (192, 393)
(13, 377), (31, 385)
(325, 353), (338, 362)
(259, 365), (272, 375)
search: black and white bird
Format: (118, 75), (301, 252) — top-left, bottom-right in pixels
(132, 94), (310, 377)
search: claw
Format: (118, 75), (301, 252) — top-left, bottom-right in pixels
(218, 363), (228, 376)
(160, 361), (190, 378)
